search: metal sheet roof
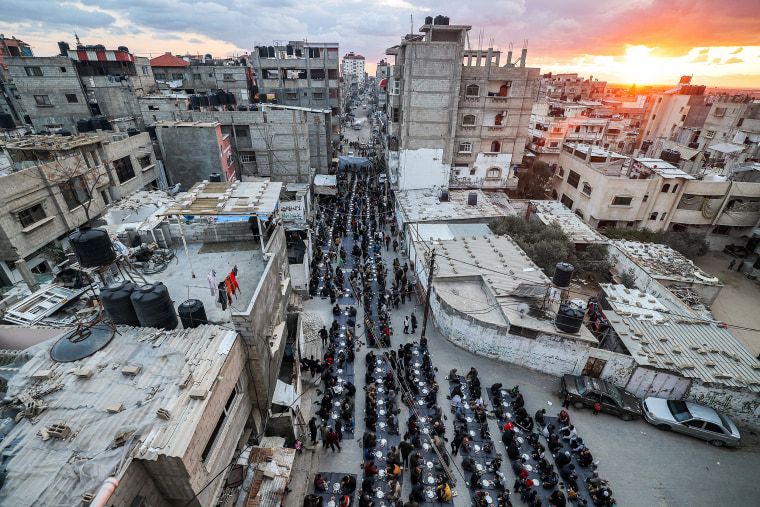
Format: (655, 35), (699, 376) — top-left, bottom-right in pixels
(161, 181), (281, 217)
(600, 284), (760, 390)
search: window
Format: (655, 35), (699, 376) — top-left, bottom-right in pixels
(567, 170), (580, 188)
(465, 84), (479, 96)
(329, 88), (339, 98)
(494, 113), (505, 126)
(18, 204), (47, 228)
(240, 154), (256, 163)
(643, 194), (649, 202)
(138, 155), (152, 168)
(557, 167), (565, 177)
(462, 115), (476, 126)
(560, 194), (574, 209)
(223, 73), (234, 81)
(486, 168), (501, 179)
(704, 422), (725, 434)
(672, 184), (679, 193)
(34, 95), (52, 106)
(313, 92), (324, 100)
(142, 66), (149, 75)
(286, 92), (297, 100)
(25, 66), (43, 76)
(59, 177), (88, 210)
(490, 141), (501, 152)
(649, 212), (658, 220)
(148, 105), (159, 111)
(552, 127), (563, 134)
(660, 212), (667, 221)
(611, 196), (633, 206)
(661, 183), (670, 193)
(310, 69), (325, 79)
(171, 73), (183, 80)
(154, 73), (166, 80)
(391, 107), (400, 123)
(235, 127), (249, 138)
(574, 209), (584, 218)
(705, 130), (715, 139)
(60, 66), (67, 73)
(113, 156), (136, 183)
(470, 168), (477, 176)
(582, 182), (592, 196)
(549, 141), (559, 148)
(714, 107), (726, 117)
(65, 94), (78, 103)
(458, 142), (472, 153)
(201, 384), (239, 463)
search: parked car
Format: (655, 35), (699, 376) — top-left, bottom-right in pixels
(642, 397), (740, 447)
(560, 374), (642, 420)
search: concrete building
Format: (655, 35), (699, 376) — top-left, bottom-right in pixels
(527, 199), (608, 248)
(0, 133), (161, 288)
(551, 143), (760, 250)
(375, 59), (389, 109)
(149, 52), (251, 103)
(394, 188), (506, 233)
(139, 96), (316, 182)
(153, 121), (236, 189)
(1, 40), (157, 133)
(385, 21), (539, 192)
(341, 52), (366, 87)
(0, 35), (34, 128)
(250, 41), (340, 153)
(537, 72), (607, 102)
(0, 325), (254, 507)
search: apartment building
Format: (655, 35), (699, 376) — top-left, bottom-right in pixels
(149, 52), (251, 102)
(0, 133), (161, 287)
(385, 20), (539, 192)
(375, 59), (389, 109)
(537, 72), (607, 102)
(551, 142), (760, 250)
(341, 52), (366, 87)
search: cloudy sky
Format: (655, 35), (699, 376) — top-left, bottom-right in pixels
(2, 0), (759, 87)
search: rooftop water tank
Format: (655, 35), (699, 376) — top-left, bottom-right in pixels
(101, 281), (140, 326)
(468, 192), (477, 206)
(552, 262), (574, 288)
(130, 282), (178, 330)
(69, 227), (116, 268)
(425, 16), (433, 24)
(556, 303), (584, 333)
(178, 299), (207, 328)
(209, 173), (222, 182)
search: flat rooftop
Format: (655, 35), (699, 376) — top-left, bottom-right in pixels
(422, 234), (596, 342)
(162, 181), (282, 217)
(611, 240), (720, 285)
(396, 189), (505, 224)
(2, 134), (104, 151)
(0, 325), (238, 506)
(156, 241), (265, 324)
(530, 200), (607, 245)
(600, 283), (760, 389)
(634, 158), (695, 179)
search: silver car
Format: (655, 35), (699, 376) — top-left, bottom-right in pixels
(642, 397), (740, 447)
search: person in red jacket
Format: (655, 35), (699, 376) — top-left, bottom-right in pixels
(326, 428), (341, 452)
(364, 460), (379, 476)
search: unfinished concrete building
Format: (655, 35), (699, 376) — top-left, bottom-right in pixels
(150, 52), (252, 102)
(385, 20), (539, 192)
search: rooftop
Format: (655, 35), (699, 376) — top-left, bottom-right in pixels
(599, 284), (760, 390)
(421, 233), (596, 342)
(162, 181), (282, 217)
(0, 325), (239, 506)
(611, 240), (720, 285)
(396, 189), (505, 224)
(149, 53), (190, 67)
(529, 200), (608, 245)
(633, 158), (695, 179)
(2, 134), (104, 151)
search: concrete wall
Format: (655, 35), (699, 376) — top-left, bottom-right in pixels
(166, 220), (253, 244)
(398, 148), (447, 190)
(82, 75), (145, 129)
(684, 382), (760, 432)
(231, 225), (292, 423)
(110, 460), (171, 507)
(430, 288), (638, 386)
(155, 123), (223, 189)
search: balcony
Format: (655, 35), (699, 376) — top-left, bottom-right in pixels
(464, 96), (482, 103)
(449, 175), (513, 189)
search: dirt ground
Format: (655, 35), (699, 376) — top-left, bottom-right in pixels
(693, 250), (760, 357)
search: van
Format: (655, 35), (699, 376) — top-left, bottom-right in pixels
(353, 120), (362, 130)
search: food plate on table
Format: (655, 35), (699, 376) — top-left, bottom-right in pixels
(427, 476), (435, 484)
(422, 443), (430, 451)
(380, 438), (387, 446)
(525, 465), (533, 472)
(476, 464), (484, 471)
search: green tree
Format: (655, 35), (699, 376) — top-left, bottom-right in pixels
(619, 268), (637, 288)
(516, 160), (553, 199)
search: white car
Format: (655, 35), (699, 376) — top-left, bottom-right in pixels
(642, 397), (740, 447)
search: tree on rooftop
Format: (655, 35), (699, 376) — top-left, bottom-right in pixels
(516, 160), (553, 199)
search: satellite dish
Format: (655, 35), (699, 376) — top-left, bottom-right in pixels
(517, 303), (530, 315)
(50, 322), (116, 362)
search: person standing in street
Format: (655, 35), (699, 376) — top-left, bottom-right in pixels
(319, 421), (329, 449)
(400, 437), (413, 467)
(411, 312), (418, 333)
(319, 326), (328, 348)
(309, 417), (318, 445)
(404, 316), (410, 334)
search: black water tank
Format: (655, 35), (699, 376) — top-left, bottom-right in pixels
(146, 124), (157, 140)
(556, 303), (584, 333)
(208, 93), (219, 106)
(199, 95), (210, 107)
(101, 281), (140, 326)
(77, 119), (92, 133)
(58, 41), (70, 56)
(688, 142), (699, 149)
(96, 116), (112, 131)
(468, 192), (477, 206)
(434, 15), (444, 25)
(126, 128), (140, 137)
(227, 92), (236, 105)
(267, 46), (275, 58)
(295, 48), (302, 57)
(59, 130), (72, 136)
(217, 90), (228, 105)
(425, 16), (433, 24)
(286, 44), (293, 56)
(442, 16), (450, 25)
(69, 227), (116, 268)
(238, 105), (248, 111)
(440, 190), (449, 202)
(641, 140), (653, 151)
(190, 95), (201, 108)
(178, 299), (207, 328)
(552, 262), (574, 287)
(0, 113), (14, 129)
(131, 282), (178, 330)
(209, 172), (223, 182)
(117, 46), (129, 53)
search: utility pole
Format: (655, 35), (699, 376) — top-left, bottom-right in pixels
(420, 249), (435, 341)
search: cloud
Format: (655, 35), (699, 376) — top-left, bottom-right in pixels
(724, 57), (743, 64)
(690, 54), (709, 63)
(1, 1), (116, 29)
(699, 48), (710, 54)
(189, 38), (204, 44)
(711, 58), (722, 63)
(730, 47), (743, 54)
(152, 33), (182, 40)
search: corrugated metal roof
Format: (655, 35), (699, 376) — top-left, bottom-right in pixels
(243, 442), (295, 507)
(0, 325), (239, 506)
(601, 284), (760, 390)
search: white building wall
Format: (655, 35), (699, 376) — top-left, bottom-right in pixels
(398, 148), (448, 191)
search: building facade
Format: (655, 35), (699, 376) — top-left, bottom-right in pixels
(385, 21), (539, 192)
(149, 52), (251, 103)
(341, 52), (366, 87)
